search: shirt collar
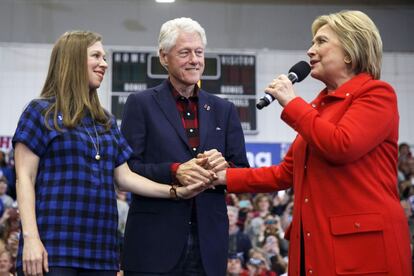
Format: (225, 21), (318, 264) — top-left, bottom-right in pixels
(168, 79), (199, 101)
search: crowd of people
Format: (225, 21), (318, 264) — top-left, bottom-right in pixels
(0, 149), (19, 276)
(398, 144), (414, 258)
(1, 141), (413, 276)
(225, 193), (290, 275)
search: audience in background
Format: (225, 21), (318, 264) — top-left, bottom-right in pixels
(398, 142), (414, 270)
(226, 192), (291, 275)
(262, 235), (287, 275)
(245, 248), (276, 276)
(0, 250), (14, 276)
(0, 178), (13, 209)
(0, 141), (412, 276)
(227, 205), (252, 266)
(0, 155), (19, 275)
(0, 152), (15, 200)
(226, 253), (248, 276)
(0, 196), (18, 275)
(399, 143), (412, 163)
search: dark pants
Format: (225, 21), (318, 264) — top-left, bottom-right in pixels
(124, 223), (206, 276)
(17, 267), (117, 276)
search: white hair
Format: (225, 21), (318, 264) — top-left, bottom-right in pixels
(158, 17), (207, 54)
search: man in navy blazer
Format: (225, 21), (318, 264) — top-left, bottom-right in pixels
(120, 17), (249, 276)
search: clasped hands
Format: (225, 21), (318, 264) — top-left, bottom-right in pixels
(175, 149), (227, 197)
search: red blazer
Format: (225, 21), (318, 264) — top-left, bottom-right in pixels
(228, 73), (411, 275)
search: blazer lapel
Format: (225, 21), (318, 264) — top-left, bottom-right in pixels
(153, 81), (189, 147)
(198, 90), (212, 151)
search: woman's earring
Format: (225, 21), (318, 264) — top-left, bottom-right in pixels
(344, 56), (351, 64)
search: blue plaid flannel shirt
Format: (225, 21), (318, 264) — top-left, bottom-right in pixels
(12, 98), (132, 270)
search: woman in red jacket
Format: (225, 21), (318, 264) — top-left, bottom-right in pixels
(216, 10), (411, 276)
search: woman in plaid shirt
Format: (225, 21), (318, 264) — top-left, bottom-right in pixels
(12, 31), (214, 276)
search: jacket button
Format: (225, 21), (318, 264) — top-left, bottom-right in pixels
(354, 222), (361, 228)
(304, 198), (309, 203)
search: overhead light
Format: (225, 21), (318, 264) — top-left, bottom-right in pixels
(156, 0), (175, 3)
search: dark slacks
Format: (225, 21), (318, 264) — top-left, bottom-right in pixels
(124, 223), (206, 276)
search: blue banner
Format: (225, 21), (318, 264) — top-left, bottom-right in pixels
(245, 142), (291, 168)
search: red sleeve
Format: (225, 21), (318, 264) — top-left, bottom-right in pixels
(226, 146), (294, 193)
(281, 80), (397, 164)
(170, 163), (181, 184)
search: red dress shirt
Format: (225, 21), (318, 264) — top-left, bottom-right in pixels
(169, 82), (200, 180)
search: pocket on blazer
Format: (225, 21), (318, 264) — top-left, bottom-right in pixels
(329, 213), (388, 275)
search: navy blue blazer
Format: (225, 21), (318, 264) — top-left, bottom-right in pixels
(120, 80), (249, 275)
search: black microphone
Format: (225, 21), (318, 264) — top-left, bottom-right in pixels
(256, 61), (311, 110)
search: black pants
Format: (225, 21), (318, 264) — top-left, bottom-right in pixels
(124, 223), (206, 276)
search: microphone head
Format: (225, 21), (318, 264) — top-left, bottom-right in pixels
(288, 61), (311, 82)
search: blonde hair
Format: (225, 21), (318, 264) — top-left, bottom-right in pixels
(41, 30), (110, 131)
(253, 193), (271, 211)
(0, 249), (12, 262)
(311, 10), (382, 79)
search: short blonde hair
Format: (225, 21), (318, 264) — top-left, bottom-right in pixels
(312, 10), (382, 79)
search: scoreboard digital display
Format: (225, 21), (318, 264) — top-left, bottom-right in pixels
(111, 51), (257, 134)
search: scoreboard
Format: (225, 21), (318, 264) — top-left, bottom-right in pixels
(111, 51), (257, 134)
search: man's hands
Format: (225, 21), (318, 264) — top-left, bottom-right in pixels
(197, 149), (229, 173)
(176, 157), (217, 186)
(198, 149), (228, 186)
(176, 149), (228, 191)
